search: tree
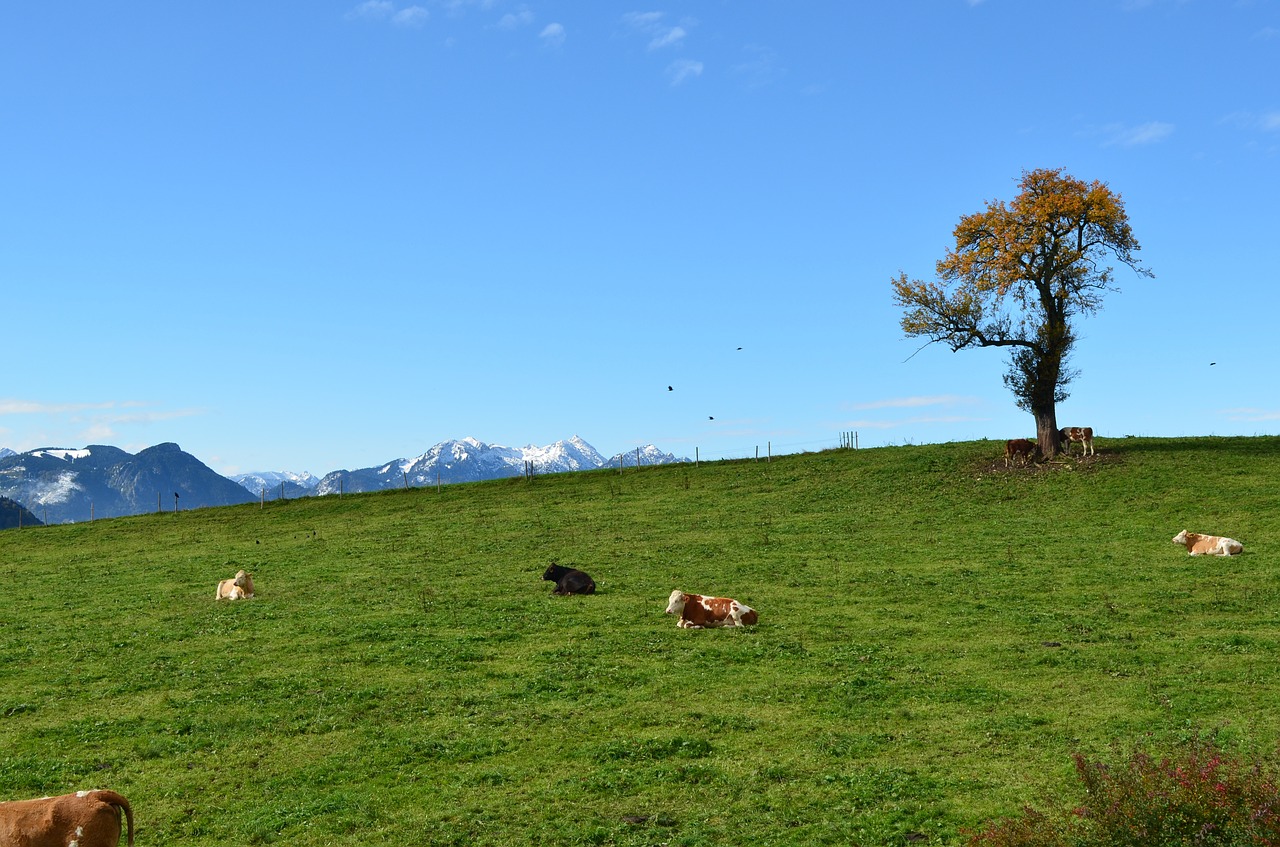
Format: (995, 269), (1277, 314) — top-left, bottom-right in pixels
(891, 168), (1153, 457)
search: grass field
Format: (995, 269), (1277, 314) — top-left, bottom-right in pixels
(2, 436), (1279, 845)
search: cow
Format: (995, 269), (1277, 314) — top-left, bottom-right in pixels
(1004, 438), (1036, 467)
(1059, 426), (1095, 456)
(664, 590), (758, 629)
(542, 562), (596, 595)
(1173, 530), (1243, 556)
(216, 569), (255, 600)
(0, 790), (134, 847)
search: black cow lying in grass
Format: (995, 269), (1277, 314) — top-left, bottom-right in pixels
(543, 562), (596, 595)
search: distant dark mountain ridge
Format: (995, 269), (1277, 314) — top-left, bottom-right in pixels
(0, 496), (41, 530)
(0, 443), (255, 524)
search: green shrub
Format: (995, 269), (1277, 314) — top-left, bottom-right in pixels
(968, 738), (1280, 846)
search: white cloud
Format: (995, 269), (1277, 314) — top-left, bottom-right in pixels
(1102, 121), (1175, 147)
(540, 23), (566, 48)
(0, 400), (117, 415)
(732, 44), (784, 89)
(623, 11), (692, 51)
(347, 0), (394, 20)
(392, 6), (429, 27)
(649, 26), (685, 50)
(849, 395), (978, 411)
(497, 8), (535, 29)
(622, 11), (664, 28)
(665, 59), (702, 86)
(1222, 407), (1280, 422)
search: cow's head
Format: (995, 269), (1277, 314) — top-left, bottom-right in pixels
(233, 570), (251, 587)
(665, 590), (689, 615)
(542, 562), (566, 581)
(1172, 530), (1192, 546)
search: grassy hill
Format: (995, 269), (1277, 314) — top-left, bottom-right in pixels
(2, 436), (1278, 846)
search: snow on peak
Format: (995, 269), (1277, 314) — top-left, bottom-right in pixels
(30, 448), (91, 462)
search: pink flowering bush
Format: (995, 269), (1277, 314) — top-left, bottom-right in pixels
(968, 738), (1280, 846)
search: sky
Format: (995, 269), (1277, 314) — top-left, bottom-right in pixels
(2, 0), (1277, 477)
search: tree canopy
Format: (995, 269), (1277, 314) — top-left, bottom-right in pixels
(891, 167), (1153, 454)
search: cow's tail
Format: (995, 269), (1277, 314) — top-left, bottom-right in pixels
(88, 790), (134, 847)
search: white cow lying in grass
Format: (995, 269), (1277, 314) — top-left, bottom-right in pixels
(216, 569), (255, 600)
(1172, 530), (1243, 556)
(0, 789), (134, 847)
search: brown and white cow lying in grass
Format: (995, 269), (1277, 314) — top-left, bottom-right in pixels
(665, 590), (758, 629)
(0, 790), (134, 847)
(1173, 530), (1243, 556)
(1059, 426), (1095, 456)
(216, 569), (255, 600)
(1004, 438), (1036, 467)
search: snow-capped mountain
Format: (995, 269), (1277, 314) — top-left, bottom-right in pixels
(229, 470), (321, 501)
(0, 443), (256, 524)
(0, 447), (15, 460)
(312, 435), (686, 495)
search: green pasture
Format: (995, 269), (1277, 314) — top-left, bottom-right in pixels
(2, 436), (1279, 845)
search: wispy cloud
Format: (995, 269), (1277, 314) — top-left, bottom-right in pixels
(731, 44), (784, 89)
(1100, 121), (1175, 147)
(393, 6), (429, 27)
(841, 395), (986, 430)
(497, 8), (534, 30)
(649, 26), (686, 50)
(0, 399), (205, 450)
(623, 11), (692, 51)
(848, 395), (978, 411)
(1219, 110), (1280, 134)
(666, 59), (703, 86)
(845, 414), (989, 430)
(0, 400), (120, 416)
(346, 1), (427, 26)
(1221, 407), (1280, 422)
(347, 0), (394, 20)
(540, 23), (566, 48)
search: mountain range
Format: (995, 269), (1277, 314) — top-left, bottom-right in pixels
(0, 443), (257, 525)
(0, 437), (687, 523)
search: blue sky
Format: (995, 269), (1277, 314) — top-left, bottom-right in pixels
(2, 0), (1277, 476)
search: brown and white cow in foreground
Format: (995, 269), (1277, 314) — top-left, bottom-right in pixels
(0, 790), (134, 847)
(1173, 530), (1243, 556)
(1004, 438), (1036, 468)
(1059, 426), (1095, 456)
(216, 569), (255, 600)
(665, 590), (758, 629)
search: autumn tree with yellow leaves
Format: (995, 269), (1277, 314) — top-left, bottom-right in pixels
(892, 168), (1153, 458)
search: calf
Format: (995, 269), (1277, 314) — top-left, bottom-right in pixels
(0, 789), (134, 847)
(1059, 426), (1095, 456)
(1004, 438), (1036, 467)
(665, 590), (758, 629)
(216, 569), (255, 600)
(1173, 530), (1243, 556)
(543, 562), (596, 595)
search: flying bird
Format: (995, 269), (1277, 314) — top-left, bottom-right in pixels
(668, 386), (673, 391)
(1210, 362), (1217, 366)
(708, 416), (714, 420)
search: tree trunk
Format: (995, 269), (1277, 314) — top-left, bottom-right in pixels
(1033, 404), (1061, 458)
